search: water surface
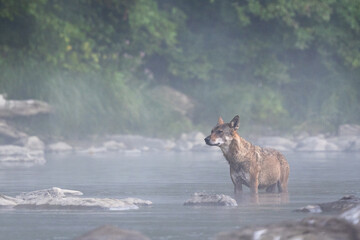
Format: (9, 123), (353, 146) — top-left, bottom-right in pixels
(0, 151), (359, 240)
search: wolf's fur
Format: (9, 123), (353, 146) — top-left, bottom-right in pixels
(205, 115), (289, 194)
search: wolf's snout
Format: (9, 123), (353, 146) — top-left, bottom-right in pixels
(204, 136), (211, 145)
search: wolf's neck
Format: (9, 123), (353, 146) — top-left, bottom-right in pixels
(220, 133), (254, 163)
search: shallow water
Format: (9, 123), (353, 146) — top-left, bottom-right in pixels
(0, 151), (360, 240)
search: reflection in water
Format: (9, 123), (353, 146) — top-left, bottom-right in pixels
(234, 192), (289, 205)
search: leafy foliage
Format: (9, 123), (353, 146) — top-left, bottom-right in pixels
(0, 0), (359, 138)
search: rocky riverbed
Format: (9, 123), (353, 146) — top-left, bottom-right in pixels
(1, 128), (360, 166)
(50, 125), (360, 155)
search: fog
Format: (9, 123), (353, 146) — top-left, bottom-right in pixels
(0, 0), (359, 140)
(1, 1), (360, 240)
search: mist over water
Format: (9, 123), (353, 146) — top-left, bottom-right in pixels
(1, 152), (359, 240)
(1, 1), (360, 240)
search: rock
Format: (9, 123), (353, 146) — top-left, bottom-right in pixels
(255, 137), (296, 151)
(0, 95), (51, 118)
(295, 195), (360, 213)
(107, 135), (174, 151)
(349, 138), (360, 151)
(0, 194), (18, 207)
(0, 120), (27, 143)
(0, 145), (45, 164)
(47, 142), (73, 153)
(150, 85), (194, 116)
(295, 136), (340, 151)
(75, 225), (150, 240)
(25, 136), (45, 151)
(17, 187), (83, 200)
(295, 204), (323, 213)
(327, 136), (358, 151)
(173, 139), (193, 152)
(319, 195), (360, 213)
(174, 131), (208, 151)
(81, 146), (107, 154)
(0, 187), (152, 210)
(184, 193), (238, 207)
(340, 205), (360, 227)
(186, 131), (206, 144)
(103, 141), (126, 151)
(216, 216), (360, 240)
(339, 124), (360, 136)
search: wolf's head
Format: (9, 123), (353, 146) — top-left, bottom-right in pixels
(204, 115), (239, 147)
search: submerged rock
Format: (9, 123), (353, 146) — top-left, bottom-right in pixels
(0, 187), (152, 210)
(216, 216), (360, 240)
(75, 225), (151, 240)
(184, 193), (237, 207)
(295, 195), (360, 213)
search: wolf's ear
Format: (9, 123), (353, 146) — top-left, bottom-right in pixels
(229, 115), (239, 130)
(217, 116), (224, 125)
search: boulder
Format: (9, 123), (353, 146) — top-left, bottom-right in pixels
(80, 146), (107, 155)
(25, 136), (45, 151)
(103, 141), (126, 151)
(216, 216), (360, 240)
(0, 120), (27, 143)
(349, 138), (360, 152)
(150, 85), (194, 116)
(184, 193), (237, 207)
(255, 137), (296, 151)
(340, 205), (360, 228)
(174, 131), (208, 152)
(75, 225), (150, 240)
(327, 136), (358, 151)
(47, 142), (73, 153)
(295, 136), (340, 151)
(0, 95), (51, 118)
(339, 124), (360, 136)
(107, 135), (174, 151)
(295, 195), (360, 213)
(0, 145), (45, 164)
(173, 139), (193, 152)
(0, 187), (152, 210)
(0, 194), (18, 207)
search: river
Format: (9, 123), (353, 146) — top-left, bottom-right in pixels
(0, 151), (359, 240)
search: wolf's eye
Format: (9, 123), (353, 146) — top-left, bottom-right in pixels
(216, 130), (223, 134)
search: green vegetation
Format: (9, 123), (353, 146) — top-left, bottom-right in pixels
(0, 0), (359, 139)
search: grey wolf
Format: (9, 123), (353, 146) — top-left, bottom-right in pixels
(205, 115), (289, 194)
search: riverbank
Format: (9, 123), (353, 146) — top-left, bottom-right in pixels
(1, 128), (360, 166)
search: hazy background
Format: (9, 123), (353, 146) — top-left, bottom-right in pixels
(1, 0), (359, 140)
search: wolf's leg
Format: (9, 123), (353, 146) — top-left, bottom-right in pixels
(266, 183), (277, 193)
(230, 167), (243, 193)
(234, 183), (243, 194)
(250, 172), (259, 194)
(278, 158), (289, 193)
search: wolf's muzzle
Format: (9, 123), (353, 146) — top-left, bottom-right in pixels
(204, 136), (211, 145)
